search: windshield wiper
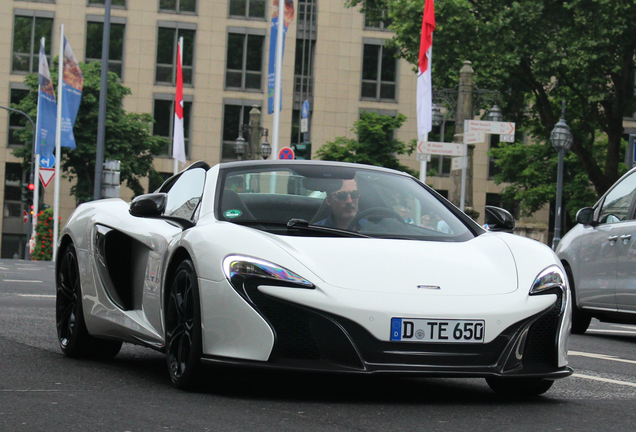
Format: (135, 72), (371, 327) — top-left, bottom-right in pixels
(286, 218), (370, 238)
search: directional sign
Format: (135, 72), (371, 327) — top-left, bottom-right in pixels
(464, 131), (485, 144)
(278, 147), (295, 160)
(417, 141), (465, 157)
(451, 157), (467, 171)
(467, 120), (515, 135)
(40, 155), (55, 169)
(39, 167), (55, 188)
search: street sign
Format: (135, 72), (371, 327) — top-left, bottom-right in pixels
(40, 155), (55, 169)
(451, 157), (467, 171)
(464, 131), (485, 144)
(417, 141), (465, 156)
(22, 210), (28, 224)
(278, 147), (295, 160)
(467, 120), (516, 135)
(500, 134), (515, 142)
(39, 167), (55, 188)
(416, 153), (432, 162)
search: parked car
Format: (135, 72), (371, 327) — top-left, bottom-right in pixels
(557, 166), (636, 334)
(56, 160), (572, 395)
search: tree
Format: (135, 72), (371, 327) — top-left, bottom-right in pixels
(347, 0), (636, 214)
(316, 111), (418, 176)
(11, 60), (168, 204)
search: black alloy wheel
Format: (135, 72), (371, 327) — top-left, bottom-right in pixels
(165, 259), (203, 390)
(56, 243), (122, 359)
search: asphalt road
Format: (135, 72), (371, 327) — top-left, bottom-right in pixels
(1, 258), (636, 432)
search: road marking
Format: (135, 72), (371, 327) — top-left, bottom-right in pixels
(587, 329), (636, 335)
(17, 294), (55, 298)
(573, 373), (636, 388)
(569, 350), (636, 365)
(2, 279), (43, 283)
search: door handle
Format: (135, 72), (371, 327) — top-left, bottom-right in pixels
(621, 234), (632, 244)
(608, 235), (619, 244)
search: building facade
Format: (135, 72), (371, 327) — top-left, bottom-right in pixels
(1, 0), (534, 258)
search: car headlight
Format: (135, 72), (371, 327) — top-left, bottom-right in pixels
(530, 265), (566, 295)
(223, 255), (314, 289)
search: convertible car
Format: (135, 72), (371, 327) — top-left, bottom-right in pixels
(56, 160), (572, 395)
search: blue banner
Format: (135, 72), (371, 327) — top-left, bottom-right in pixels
(61, 37), (83, 149)
(36, 41), (57, 158)
(267, 0), (294, 114)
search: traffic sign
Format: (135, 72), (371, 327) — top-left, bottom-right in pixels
(278, 147), (295, 160)
(39, 167), (55, 188)
(417, 141), (465, 156)
(23, 210), (28, 224)
(467, 120), (515, 135)
(464, 131), (485, 144)
(40, 155), (55, 169)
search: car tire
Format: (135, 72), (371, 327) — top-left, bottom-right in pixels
(486, 377), (554, 397)
(565, 265), (591, 334)
(165, 259), (203, 390)
(56, 243), (122, 359)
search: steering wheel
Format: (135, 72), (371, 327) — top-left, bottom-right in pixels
(348, 207), (407, 230)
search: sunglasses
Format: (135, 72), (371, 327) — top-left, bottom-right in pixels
(331, 190), (360, 200)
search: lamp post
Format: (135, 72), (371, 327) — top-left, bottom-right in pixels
(550, 100), (573, 250)
(234, 105), (271, 160)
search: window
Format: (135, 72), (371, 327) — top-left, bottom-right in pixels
(364, 8), (391, 30)
(85, 19), (125, 78)
(8, 87), (30, 147)
(361, 40), (397, 101)
(598, 171), (636, 224)
(225, 30), (265, 91)
(156, 24), (196, 85)
(12, 13), (53, 73)
(228, 0), (265, 19)
(294, 38), (315, 98)
(160, 0), (196, 14)
(297, 0), (317, 26)
(88, 0), (126, 7)
(429, 156), (452, 177)
(152, 95), (192, 158)
(222, 100), (261, 160)
(161, 168), (206, 220)
(488, 135), (502, 179)
(3, 163), (24, 215)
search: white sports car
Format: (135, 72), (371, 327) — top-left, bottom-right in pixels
(56, 160), (572, 395)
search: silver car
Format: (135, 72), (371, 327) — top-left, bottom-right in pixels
(557, 166), (636, 333)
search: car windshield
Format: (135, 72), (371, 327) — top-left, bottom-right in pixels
(216, 163), (476, 241)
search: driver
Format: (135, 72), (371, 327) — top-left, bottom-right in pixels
(314, 179), (364, 230)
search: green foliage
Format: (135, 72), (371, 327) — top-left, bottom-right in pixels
(316, 111), (418, 176)
(347, 0), (636, 214)
(11, 60), (168, 204)
(32, 208), (55, 261)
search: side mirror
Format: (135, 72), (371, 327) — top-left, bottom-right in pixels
(484, 205), (515, 233)
(130, 193), (167, 217)
(576, 207), (595, 226)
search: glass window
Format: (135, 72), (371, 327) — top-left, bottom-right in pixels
(88, 0), (126, 6)
(297, 0), (317, 25)
(160, 0), (196, 13)
(85, 22), (125, 78)
(229, 0), (266, 19)
(8, 88), (30, 147)
(162, 167), (206, 219)
(364, 9), (391, 30)
(361, 42), (397, 101)
(598, 172), (636, 223)
(152, 97), (192, 157)
(222, 102), (257, 160)
(156, 27), (195, 85)
(225, 33), (264, 91)
(12, 15), (53, 73)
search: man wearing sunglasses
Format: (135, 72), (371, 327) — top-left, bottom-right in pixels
(314, 179), (364, 230)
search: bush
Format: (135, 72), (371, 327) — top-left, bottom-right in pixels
(32, 208), (55, 261)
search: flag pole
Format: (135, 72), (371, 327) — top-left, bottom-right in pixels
(53, 24), (64, 262)
(31, 37), (45, 256)
(271, 0), (285, 160)
(174, 36), (183, 175)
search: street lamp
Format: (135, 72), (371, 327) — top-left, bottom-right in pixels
(486, 104), (503, 122)
(550, 100), (573, 250)
(234, 105), (271, 160)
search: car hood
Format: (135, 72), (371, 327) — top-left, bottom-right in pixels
(267, 233), (519, 296)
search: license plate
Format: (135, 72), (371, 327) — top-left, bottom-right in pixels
(390, 318), (485, 343)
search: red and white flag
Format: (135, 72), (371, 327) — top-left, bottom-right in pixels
(417, 0), (436, 140)
(172, 42), (186, 164)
